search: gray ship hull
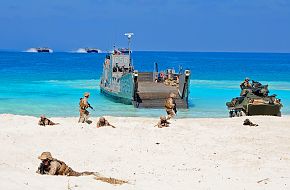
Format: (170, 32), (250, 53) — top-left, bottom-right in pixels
(99, 45), (190, 109)
(100, 86), (133, 105)
(100, 71), (190, 109)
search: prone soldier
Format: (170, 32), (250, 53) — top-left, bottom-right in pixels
(96, 117), (116, 128)
(36, 152), (98, 176)
(38, 115), (59, 126)
(155, 116), (170, 128)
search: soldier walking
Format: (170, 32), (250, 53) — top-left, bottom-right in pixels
(164, 92), (177, 120)
(78, 92), (93, 123)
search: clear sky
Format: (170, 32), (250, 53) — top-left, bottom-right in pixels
(0, 0), (290, 52)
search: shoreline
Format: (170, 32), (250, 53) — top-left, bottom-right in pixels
(1, 113), (290, 120)
(1, 114), (290, 189)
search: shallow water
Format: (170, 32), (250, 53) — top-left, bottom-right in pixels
(0, 51), (289, 118)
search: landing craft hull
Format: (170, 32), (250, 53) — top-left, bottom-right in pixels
(99, 40), (190, 109)
(100, 86), (133, 105)
(87, 50), (99, 53)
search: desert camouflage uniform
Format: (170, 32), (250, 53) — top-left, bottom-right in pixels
(38, 116), (57, 126)
(79, 95), (90, 123)
(164, 93), (177, 119)
(156, 116), (170, 128)
(96, 117), (115, 128)
(37, 152), (96, 176)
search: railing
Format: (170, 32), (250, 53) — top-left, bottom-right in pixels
(178, 70), (190, 99)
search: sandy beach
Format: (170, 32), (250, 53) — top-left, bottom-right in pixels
(0, 114), (290, 190)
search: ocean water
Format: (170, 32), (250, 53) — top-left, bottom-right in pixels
(0, 51), (290, 118)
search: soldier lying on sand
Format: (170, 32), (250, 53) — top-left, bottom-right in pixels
(155, 116), (170, 128)
(243, 119), (258, 127)
(96, 117), (116, 128)
(37, 152), (98, 176)
(38, 115), (59, 126)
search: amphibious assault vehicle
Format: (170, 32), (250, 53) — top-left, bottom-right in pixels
(226, 81), (282, 117)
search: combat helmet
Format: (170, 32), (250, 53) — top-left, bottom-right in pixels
(38, 152), (53, 160)
(160, 116), (167, 121)
(84, 92), (90, 97)
(99, 117), (105, 122)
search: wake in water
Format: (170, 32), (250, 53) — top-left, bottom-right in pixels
(71, 48), (103, 53)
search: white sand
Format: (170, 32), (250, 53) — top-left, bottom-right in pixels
(0, 114), (290, 190)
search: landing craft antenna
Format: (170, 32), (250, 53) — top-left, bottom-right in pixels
(124, 33), (134, 51)
(124, 32), (134, 64)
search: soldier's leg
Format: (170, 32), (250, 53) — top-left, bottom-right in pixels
(84, 110), (90, 123)
(166, 109), (175, 120)
(65, 167), (82, 176)
(166, 109), (171, 120)
(79, 110), (85, 123)
(68, 170), (82, 176)
(80, 171), (97, 176)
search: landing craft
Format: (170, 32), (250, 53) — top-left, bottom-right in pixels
(26, 48), (53, 53)
(100, 33), (191, 109)
(76, 48), (101, 53)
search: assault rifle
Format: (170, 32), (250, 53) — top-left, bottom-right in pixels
(88, 103), (95, 111)
(38, 163), (45, 174)
(173, 103), (177, 114)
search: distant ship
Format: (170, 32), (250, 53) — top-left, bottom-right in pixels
(76, 48), (101, 53)
(26, 48), (53, 53)
(100, 33), (191, 108)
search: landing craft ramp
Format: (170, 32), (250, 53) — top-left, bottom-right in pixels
(133, 71), (190, 108)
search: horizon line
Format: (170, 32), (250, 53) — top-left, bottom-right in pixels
(0, 49), (290, 54)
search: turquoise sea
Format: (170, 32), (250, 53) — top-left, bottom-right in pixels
(0, 51), (290, 118)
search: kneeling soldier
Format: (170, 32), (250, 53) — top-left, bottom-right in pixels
(37, 152), (97, 176)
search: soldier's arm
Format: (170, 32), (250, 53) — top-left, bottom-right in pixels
(108, 123), (116, 128)
(96, 122), (101, 128)
(105, 121), (116, 128)
(36, 163), (44, 174)
(48, 161), (61, 175)
(38, 120), (44, 126)
(156, 121), (162, 128)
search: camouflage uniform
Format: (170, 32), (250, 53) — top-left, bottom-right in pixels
(164, 93), (177, 120)
(37, 152), (96, 176)
(79, 92), (90, 123)
(96, 117), (115, 128)
(240, 78), (252, 90)
(156, 116), (170, 128)
(38, 115), (58, 126)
